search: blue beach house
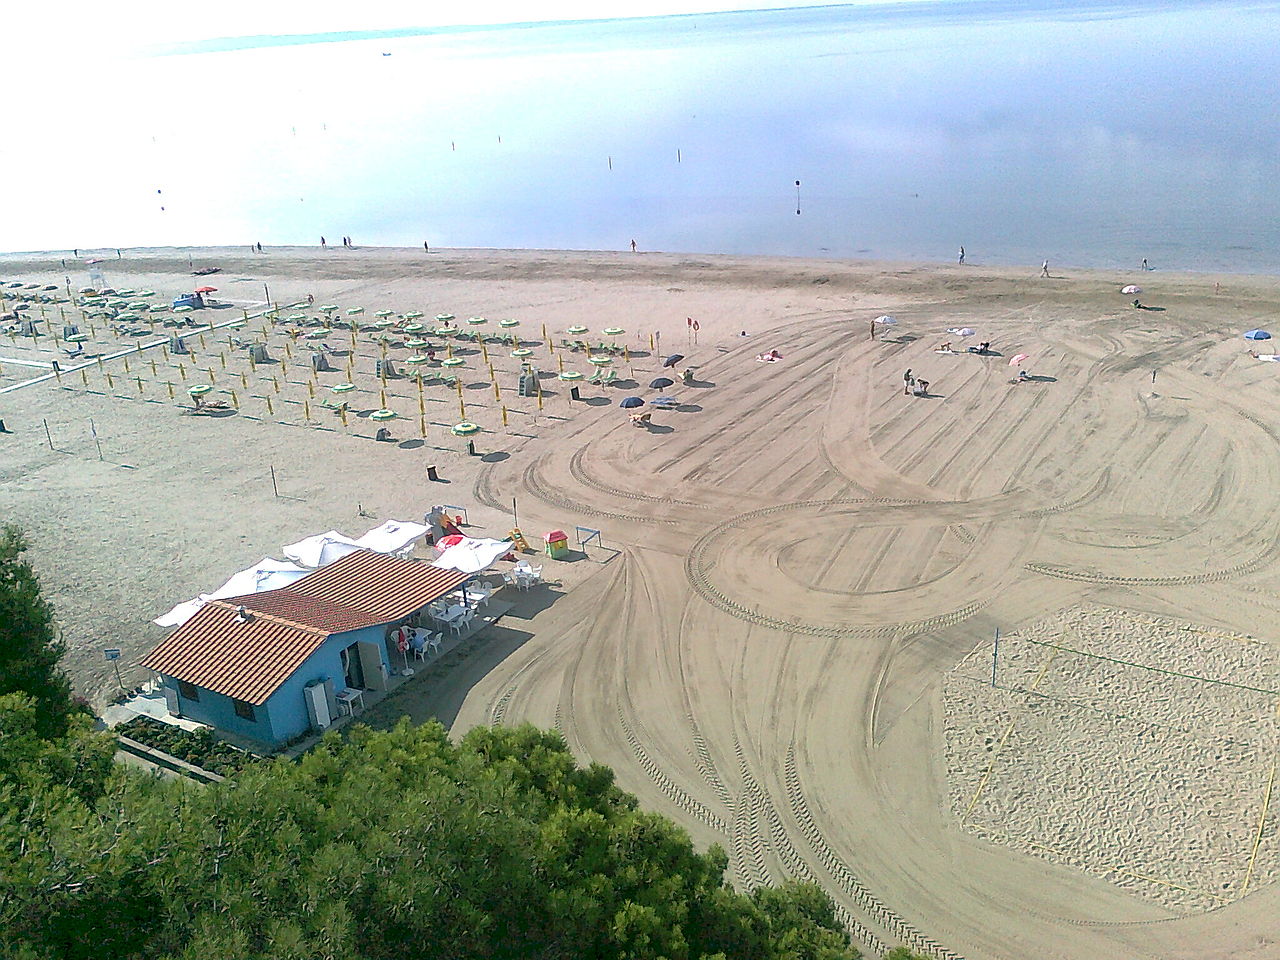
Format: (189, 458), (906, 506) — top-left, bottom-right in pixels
(143, 551), (468, 748)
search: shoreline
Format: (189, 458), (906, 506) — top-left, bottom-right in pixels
(4, 244), (1279, 284)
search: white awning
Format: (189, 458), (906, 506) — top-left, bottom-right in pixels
(153, 557), (309, 627)
(282, 531), (365, 568)
(431, 538), (514, 575)
(355, 519), (430, 556)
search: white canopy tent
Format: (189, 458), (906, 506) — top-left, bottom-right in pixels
(431, 537), (514, 575)
(355, 519), (430, 556)
(153, 557), (309, 628)
(283, 531), (365, 568)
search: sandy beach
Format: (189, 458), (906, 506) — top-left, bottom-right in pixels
(4, 245), (1280, 960)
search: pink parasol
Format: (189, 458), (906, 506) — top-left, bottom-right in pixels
(1009, 353), (1029, 366)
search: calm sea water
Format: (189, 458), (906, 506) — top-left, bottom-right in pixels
(11, 1), (1280, 273)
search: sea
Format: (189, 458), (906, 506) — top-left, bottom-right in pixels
(10, 0), (1280, 274)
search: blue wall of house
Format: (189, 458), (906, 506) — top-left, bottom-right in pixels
(168, 682), (280, 744)
(162, 623), (395, 747)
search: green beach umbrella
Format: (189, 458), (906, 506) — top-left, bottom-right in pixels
(370, 408), (398, 421)
(374, 309), (394, 318)
(405, 355), (432, 365)
(603, 327), (625, 336)
(567, 325), (588, 335)
(404, 311), (424, 320)
(406, 338), (428, 348)
(319, 304), (340, 313)
(346, 306), (365, 316)
(451, 421), (481, 436)
(588, 355), (613, 366)
(441, 356), (466, 368)
(499, 318), (520, 328)
(512, 348), (533, 358)
(435, 313), (455, 322)
(331, 382), (355, 393)
(559, 370), (584, 381)
(467, 316), (487, 325)
(188, 384), (212, 398)
(403, 323), (425, 334)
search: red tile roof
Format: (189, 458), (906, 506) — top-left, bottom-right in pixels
(289, 550), (469, 621)
(142, 552), (469, 705)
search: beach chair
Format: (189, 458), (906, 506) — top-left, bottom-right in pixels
(440, 375), (459, 388)
(587, 368), (604, 384)
(320, 397), (348, 413)
(601, 369), (618, 385)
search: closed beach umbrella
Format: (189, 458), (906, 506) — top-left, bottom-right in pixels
(619, 396), (644, 408)
(1009, 353), (1030, 366)
(662, 353), (684, 368)
(1121, 285), (1142, 295)
(1244, 330), (1272, 342)
(649, 376), (675, 389)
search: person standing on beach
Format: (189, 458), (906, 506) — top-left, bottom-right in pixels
(424, 241), (429, 252)
(321, 236), (327, 249)
(1040, 259), (1050, 277)
(958, 246), (965, 265)
(1142, 258), (1149, 271)
(257, 242), (263, 253)
(903, 369), (913, 395)
(630, 239), (637, 253)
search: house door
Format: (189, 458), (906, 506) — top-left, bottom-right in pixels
(340, 642), (365, 690)
(358, 641), (387, 692)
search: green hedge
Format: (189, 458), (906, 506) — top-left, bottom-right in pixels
(116, 715), (261, 776)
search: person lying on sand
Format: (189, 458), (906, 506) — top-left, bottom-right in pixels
(755, 349), (783, 362)
(1249, 351), (1280, 362)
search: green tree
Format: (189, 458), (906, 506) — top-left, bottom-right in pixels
(1, 720), (861, 960)
(0, 526), (73, 739)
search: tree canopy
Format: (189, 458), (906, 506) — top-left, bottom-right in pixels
(0, 525), (74, 739)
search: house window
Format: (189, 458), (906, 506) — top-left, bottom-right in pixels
(233, 699), (257, 722)
(177, 680), (200, 702)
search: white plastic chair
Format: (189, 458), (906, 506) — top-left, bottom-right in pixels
(426, 632), (443, 658)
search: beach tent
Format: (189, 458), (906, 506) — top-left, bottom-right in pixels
(153, 557), (309, 627)
(283, 530), (365, 568)
(432, 537), (514, 575)
(355, 519), (430, 556)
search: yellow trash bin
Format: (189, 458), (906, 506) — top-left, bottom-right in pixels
(544, 529), (569, 559)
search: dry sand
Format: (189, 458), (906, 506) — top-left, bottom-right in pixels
(4, 245), (1280, 959)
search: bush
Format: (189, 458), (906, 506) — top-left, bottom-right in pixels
(116, 715), (261, 776)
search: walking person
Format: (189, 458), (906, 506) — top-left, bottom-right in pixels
(1040, 259), (1050, 277)
(1142, 257), (1149, 271)
(903, 369), (913, 395)
(958, 246), (965, 265)
(630, 239), (637, 253)
(321, 236), (327, 249)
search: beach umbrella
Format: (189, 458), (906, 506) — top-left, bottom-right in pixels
(374, 309), (394, 318)
(331, 382), (356, 393)
(619, 396), (644, 408)
(435, 534), (467, 551)
(662, 353), (684, 368)
(559, 370), (583, 381)
(434, 326), (456, 337)
(512, 348), (533, 358)
(567, 325), (588, 335)
(406, 338), (428, 348)
(467, 316), (487, 325)
(346, 306), (364, 315)
(374, 317), (395, 328)
(649, 376), (675, 389)
(947, 327), (976, 338)
(1121, 285), (1142, 295)
(188, 384), (212, 400)
(405, 355), (432, 365)
(319, 304), (340, 313)
(603, 327), (625, 336)
(499, 318), (519, 328)
(874, 315), (897, 325)
(1244, 330), (1272, 342)
(403, 323), (425, 334)
(651, 396), (679, 408)
(451, 421), (481, 436)
(195, 286), (217, 294)
(404, 311), (424, 320)
(588, 355), (613, 366)
(441, 356), (466, 368)
(1009, 353), (1030, 366)
(370, 408), (398, 421)
(173, 305), (194, 314)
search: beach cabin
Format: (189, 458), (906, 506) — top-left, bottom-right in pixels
(142, 551), (468, 748)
